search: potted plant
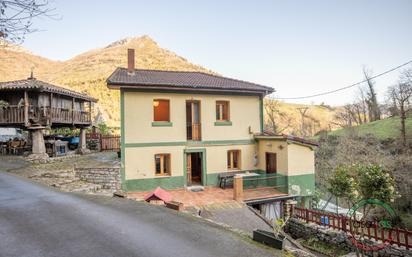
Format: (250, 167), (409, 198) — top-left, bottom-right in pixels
(253, 217), (288, 250)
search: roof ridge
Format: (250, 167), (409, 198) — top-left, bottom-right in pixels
(117, 67), (274, 91)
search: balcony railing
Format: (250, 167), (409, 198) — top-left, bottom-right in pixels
(0, 105), (91, 125)
(186, 122), (201, 141)
(0, 106), (25, 124)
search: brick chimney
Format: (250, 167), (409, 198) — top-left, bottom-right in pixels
(127, 48), (135, 74)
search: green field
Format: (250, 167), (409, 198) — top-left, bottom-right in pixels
(325, 116), (412, 140)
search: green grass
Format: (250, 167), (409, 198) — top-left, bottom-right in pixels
(325, 116), (412, 140)
(301, 237), (349, 257)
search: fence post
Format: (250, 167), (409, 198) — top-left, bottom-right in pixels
(233, 175), (243, 201)
(341, 216), (347, 232)
(305, 209), (309, 223)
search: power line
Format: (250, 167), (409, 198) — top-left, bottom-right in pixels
(274, 60), (412, 100)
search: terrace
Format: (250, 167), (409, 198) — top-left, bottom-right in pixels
(128, 173), (288, 208)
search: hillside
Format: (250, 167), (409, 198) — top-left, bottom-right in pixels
(323, 116), (412, 140)
(0, 35), (340, 132)
(265, 100), (340, 136)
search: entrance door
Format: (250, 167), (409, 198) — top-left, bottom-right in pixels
(186, 152), (202, 186)
(266, 152), (277, 173)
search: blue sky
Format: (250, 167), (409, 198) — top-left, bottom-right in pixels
(22, 0), (412, 105)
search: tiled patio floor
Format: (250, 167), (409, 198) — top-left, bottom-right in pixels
(127, 186), (287, 208)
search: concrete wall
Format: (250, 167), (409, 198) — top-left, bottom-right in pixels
(287, 143), (315, 176)
(123, 91), (260, 143)
(257, 139), (289, 175)
(122, 90), (261, 191)
(125, 144), (257, 183)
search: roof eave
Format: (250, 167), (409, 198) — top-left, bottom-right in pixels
(107, 82), (274, 96)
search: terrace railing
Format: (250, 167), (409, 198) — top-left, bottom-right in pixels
(294, 207), (412, 249)
(242, 173), (288, 193)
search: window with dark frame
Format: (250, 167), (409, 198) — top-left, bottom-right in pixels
(216, 101), (230, 121)
(153, 99), (170, 122)
(155, 154), (171, 176)
(227, 150), (241, 170)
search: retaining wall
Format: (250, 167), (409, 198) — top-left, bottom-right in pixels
(285, 218), (412, 257)
(74, 167), (120, 191)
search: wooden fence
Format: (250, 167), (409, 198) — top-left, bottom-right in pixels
(100, 135), (120, 151)
(294, 207), (412, 249)
(87, 133), (120, 152)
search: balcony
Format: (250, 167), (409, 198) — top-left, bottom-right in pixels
(0, 105), (92, 127)
(186, 122), (201, 141)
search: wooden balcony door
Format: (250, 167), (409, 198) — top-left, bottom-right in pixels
(186, 100), (201, 141)
(266, 152), (277, 174)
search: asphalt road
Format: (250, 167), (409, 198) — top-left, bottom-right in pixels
(0, 171), (279, 257)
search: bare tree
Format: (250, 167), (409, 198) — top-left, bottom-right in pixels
(264, 98), (292, 134)
(0, 0), (56, 44)
(387, 69), (412, 146)
(362, 67), (381, 121)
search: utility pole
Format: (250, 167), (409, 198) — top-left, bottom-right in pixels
(297, 107), (309, 137)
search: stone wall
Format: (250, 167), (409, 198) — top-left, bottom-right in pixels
(285, 218), (412, 257)
(74, 167), (120, 192)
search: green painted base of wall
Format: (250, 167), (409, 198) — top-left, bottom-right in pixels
(287, 173), (315, 197)
(122, 171), (315, 196)
(206, 173), (220, 187)
(125, 176), (185, 192)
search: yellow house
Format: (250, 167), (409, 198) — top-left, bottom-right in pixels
(107, 49), (316, 206)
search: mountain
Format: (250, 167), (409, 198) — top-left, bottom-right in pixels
(0, 35), (339, 133)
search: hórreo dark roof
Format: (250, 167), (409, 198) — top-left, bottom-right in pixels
(0, 79), (97, 102)
(107, 68), (274, 95)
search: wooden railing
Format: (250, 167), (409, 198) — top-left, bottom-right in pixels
(186, 122), (201, 141)
(0, 106), (25, 124)
(294, 207), (412, 249)
(0, 106), (91, 125)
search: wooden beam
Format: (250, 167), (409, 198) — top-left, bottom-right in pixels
(49, 93), (53, 126)
(24, 91), (29, 127)
(72, 97), (75, 125)
(89, 101), (92, 123)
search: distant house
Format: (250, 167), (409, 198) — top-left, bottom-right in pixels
(107, 49), (317, 209)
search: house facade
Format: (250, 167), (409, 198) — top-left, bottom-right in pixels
(107, 49), (316, 206)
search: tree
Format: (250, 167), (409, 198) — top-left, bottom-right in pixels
(387, 70), (412, 146)
(264, 98), (292, 134)
(327, 165), (359, 211)
(357, 164), (398, 204)
(327, 163), (398, 214)
(0, 0), (56, 44)
(362, 68), (381, 121)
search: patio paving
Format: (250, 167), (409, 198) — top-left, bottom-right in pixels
(128, 186), (286, 208)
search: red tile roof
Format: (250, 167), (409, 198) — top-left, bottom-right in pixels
(107, 68), (274, 95)
(256, 131), (319, 146)
(144, 187), (173, 202)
